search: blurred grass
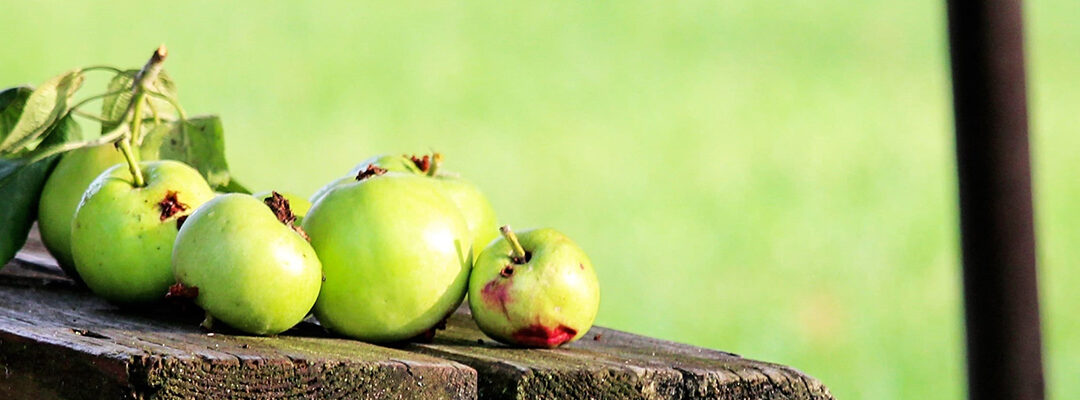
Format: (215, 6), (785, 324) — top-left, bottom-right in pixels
(2, 1), (1078, 398)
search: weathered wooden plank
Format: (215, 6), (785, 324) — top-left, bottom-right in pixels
(2, 230), (831, 399)
(408, 310), (832, 400)
(0, 237), (476, 400)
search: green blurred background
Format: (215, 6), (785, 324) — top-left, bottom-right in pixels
(3, 1), (1077, 398)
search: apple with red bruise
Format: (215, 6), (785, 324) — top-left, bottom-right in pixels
(468, 226), (600, 348)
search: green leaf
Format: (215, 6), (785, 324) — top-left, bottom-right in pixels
(217, 178), (251, 194)
(0, 114), (85, 186)
(0, 116), (82, 265)
(0, 70), (85, 154)
(100, 69), (178, 134)
(139, 115), (243, 192)
(0, 86), (29, 109)
(0, 86), (33, 138)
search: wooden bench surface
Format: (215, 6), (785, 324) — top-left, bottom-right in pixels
(0, 229), (832, 399)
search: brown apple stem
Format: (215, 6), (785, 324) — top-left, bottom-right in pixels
(264, 192), (311, 241)
(427, 152), (443, 176)
(356, 164), (387, 181)
(134, 45), (168, 91)
(500, 225), (527, 262)
(130, 45), (167, 145)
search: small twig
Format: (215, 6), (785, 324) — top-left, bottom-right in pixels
(118, 44), (169, 187)
(19, 125), (129, 165)
(127, 45), (170, 146)
(74, 111), (175, 126)
(148, 97), (161, 124)
(72, 110), (111, 123)
(7, 46), (171, 172)
(132, 45), (168, 94)
(82, 65), (123, 74)
(67, 89), (127, 113)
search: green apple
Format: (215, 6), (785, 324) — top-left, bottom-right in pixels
(303, 168), (472, 342)
(433, 170), (498, 259)
(71, 160), (214, 304)
(37, 144), (126, 277)
(350, 154), (423, 175)
(309, 154), (422, 205)
(172, 193), (322, 335)
(252, 191), (311, 224)
(315, 152), (497, 260)
(356, 153), (498, 260)
(309, 175), (351, 205)
(308, 154), (424, 205)
(468, 226), (600, 348)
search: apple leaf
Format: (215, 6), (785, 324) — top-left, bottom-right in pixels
(139, 115), (247, 193)
(0, 86), (33, 139)
(100, 69), (178, 134)
(0, 116), (82, 265)
(0, 70), (84, 154)
(217, 178), (250, 194)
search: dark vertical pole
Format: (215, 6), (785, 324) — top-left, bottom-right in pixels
(945, 1), (1045, 400)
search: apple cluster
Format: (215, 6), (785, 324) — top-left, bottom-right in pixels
(38, 150), (600, 348)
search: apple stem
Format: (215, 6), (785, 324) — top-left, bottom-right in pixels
(427, 152), (443, 176)
(120, 90), (149, 187)
(500, 225), (527, 262)
(116, 139), (145, 187)
(129, 91), (147, 145)
(130, 45), (167, 145)
(114, 45), (168, 188)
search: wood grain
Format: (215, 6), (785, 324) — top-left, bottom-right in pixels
(409, 310), (832, 400)
(0, 236), (475, 400)
(0, 229), (831, 399)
